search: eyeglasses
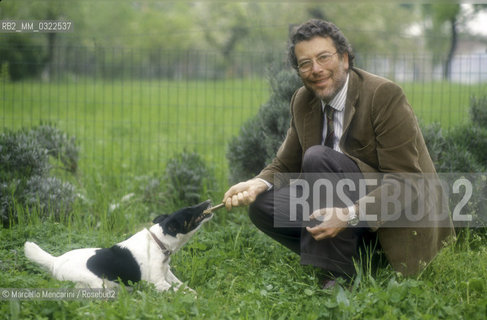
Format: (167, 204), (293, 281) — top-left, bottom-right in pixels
(297, 52), (338, 73)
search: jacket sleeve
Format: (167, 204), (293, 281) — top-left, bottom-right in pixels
(355, 81), (431, 228)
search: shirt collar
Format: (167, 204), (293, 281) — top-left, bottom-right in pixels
(321, 73), (349, 112)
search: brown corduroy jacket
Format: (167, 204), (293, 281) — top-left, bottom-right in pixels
(256, 67), (455, 275)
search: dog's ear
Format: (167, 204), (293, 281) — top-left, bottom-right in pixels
(152, 214), (170, 224)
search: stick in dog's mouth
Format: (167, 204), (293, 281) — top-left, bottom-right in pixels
(194, 213), (211, 225)
(203, 203), (225, 216)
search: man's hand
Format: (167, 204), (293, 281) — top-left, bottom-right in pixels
(223, 179), (269, 210)
(306, 207), (350, 240)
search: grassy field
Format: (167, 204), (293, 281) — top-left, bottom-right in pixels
(1, 198), (487, 319)
(1, 78), (270, 184)
(1, 78), (487, 319)
(399, 81), (487, 127)
(2, 78), (486, 185)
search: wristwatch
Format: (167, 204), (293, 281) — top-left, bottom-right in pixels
(347, 204), (359, 226)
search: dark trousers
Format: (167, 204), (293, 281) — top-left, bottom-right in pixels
(249, 145), (376, 276)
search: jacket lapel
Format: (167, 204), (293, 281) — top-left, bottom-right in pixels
(303, 96), (323, 151)
(340, 70), (360, 148)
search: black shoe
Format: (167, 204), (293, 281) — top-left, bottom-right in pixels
(319, 272), (350, 290)
(322, 278), (338, 290)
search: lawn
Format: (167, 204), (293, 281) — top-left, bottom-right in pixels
(400, 80), (487, 127)
(1, 78), (486, 185)
(1, 78), (487, 319)
(1, 78), (270, 184)
(1, 200), (487, 319)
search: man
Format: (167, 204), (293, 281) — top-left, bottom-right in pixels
(223, 19), (454, 284)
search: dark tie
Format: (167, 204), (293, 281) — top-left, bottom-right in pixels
(324, 104), (335, 149)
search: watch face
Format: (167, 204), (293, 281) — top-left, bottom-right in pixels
(348, 216), (359, 226)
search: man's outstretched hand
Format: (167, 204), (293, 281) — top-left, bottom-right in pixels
(223, 179), (269, 210)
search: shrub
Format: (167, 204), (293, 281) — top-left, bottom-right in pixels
(227, 67), (302, 183)
(0, 125), (78, 226)
(32, 125), (79, 173)
(23, 176), (76, 219)
(260, 69), (302, 162)
(143, 150), (217, 210)
(226, 118), (267, 183)
(448, 125), (487, 170)
(0, 129), (50, 181)
(421, 122), (484, 173)
(470, 96), (487, 128)
(422, 95), (487, 173)
(0, 36), (45, 81)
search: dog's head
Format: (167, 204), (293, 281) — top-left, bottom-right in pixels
(150, 200), (213, 252)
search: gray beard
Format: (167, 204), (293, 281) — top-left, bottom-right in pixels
(306, 72), (348, 103)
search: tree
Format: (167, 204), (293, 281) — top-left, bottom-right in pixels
(422, 3), (487, 80)
(25, 0), (80, 80)
(195, 2), (250, 75)
(0, 0), (82, 80)
(422, 4), (461, 80)
(304, 3), (420, 54)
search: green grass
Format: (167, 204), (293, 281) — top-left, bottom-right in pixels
(1, 77), (270, 185)
(399, 81), (487, 127)
(2, 78), (486, 186)
(1, 198), (487, 319)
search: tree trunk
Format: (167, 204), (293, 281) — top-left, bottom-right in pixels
(444, 17), (457, 80)
(43, 33), (56, 81)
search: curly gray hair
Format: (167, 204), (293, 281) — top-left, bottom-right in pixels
(288, 19), (355, 71)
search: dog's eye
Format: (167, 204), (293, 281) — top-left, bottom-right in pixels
(167, 222), (178, 234)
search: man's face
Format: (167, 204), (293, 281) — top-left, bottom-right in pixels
(295, 36), (349, 102)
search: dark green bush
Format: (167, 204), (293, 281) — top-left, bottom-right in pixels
(226, 118), (267, 183)
(227, 68), (302, 183)
(422, 95), (487, 173)
(33, 125), (79, 173)
(23, 176), (76, 218)
(448, 125), (487, 169)
(260, 69), (302, 161)
(143, 150), (217, 210)
(470, 96), (487, 128)
(0, 130), (50, 181)
(421, 122), (484, 173)
(0, 35), (45, 81)
(0, 125), (78, 226)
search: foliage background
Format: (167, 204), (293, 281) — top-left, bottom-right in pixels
(1, 1), (486, 80)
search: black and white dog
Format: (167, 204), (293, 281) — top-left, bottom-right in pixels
(24, 200), (212, 292)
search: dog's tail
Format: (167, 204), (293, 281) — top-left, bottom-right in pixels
(24, 241), (56, 271)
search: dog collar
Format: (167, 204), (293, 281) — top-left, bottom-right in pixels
(148, 229), (172, 259)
